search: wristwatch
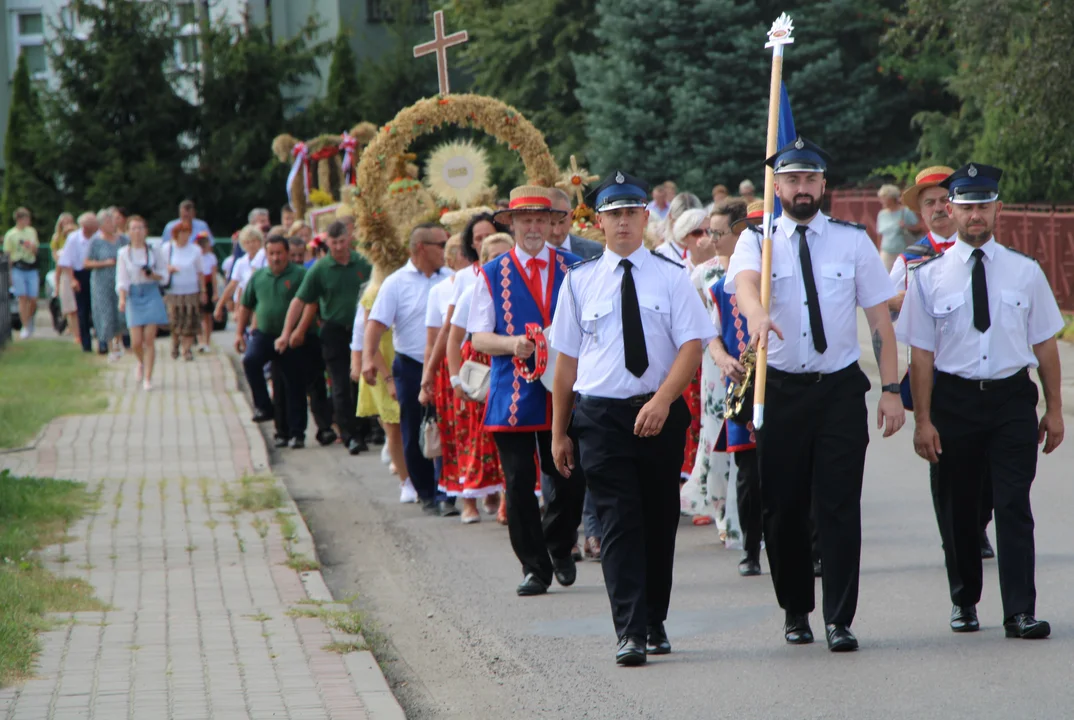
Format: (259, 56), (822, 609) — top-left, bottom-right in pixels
(881, 383), (901, 394)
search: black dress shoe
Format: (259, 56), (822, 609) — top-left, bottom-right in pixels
(813, 558), (823, 577)
(825, 624), (859, 652)
(1004, 614), (1051, 639)
(315, 429), (337, 446)
(738, 556), (762, 577)
(347, 438), (365, 455)
(421, 499), (440, 515)
(980, 531), (995, 559)
(290, 437), (305, 449)
(439, 500), (460, 517)
(273, 435), (290, 448)
(571, 544), (583, 562)
(646, 623), (671, 655)
(370, 428), (386, 445)
(784, 613), (813, 644)
(516, 573), (549, 597)
(950, 605), (980, 633)
(616, 636), (647, 666)
(252, 409), (273, 423)
(552, 556), (577, 587)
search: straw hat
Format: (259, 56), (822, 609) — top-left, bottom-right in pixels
(901, 166), (955, 214)
(730, 200), (765, 234)
(492, 186), (567, 221)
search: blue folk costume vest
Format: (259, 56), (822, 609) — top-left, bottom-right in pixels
(709, 275), (756, 453)
(481, 248), (580, 432)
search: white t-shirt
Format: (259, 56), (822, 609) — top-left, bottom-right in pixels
(201, 251), (218, 276)
(161, 241), (203, 295)
(425, 276), (455, 328)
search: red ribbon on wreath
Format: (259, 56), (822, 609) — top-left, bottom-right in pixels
(339, 132), (358, 186)
(513, 323), (548, 384)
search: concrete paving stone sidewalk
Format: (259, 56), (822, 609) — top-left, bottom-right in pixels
(0, 343), (403, 720)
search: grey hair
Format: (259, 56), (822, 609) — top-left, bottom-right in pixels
(77, 211), (97, 225)
(662, 192), (702, 242)
(247, 207), (270, 223)
(877, 184), (902, 202)
(548, 187), (571, 207)
(96, 207), (114, 225)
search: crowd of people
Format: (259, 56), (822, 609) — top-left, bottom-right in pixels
(3, 144), (1064, 667)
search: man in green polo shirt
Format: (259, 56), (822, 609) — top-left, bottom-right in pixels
(237, 235), (309, 449)
(279, 220), (371, 455)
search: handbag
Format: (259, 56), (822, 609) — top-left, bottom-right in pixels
(419, 406), (441, 459)
(459, 358), (491, 402)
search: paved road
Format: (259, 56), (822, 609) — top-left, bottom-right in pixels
(275, 377), (1074, 720)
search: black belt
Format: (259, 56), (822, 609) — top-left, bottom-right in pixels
(768, 362), (859, 386)
(936, 368), (1029, 392)
(578, 392), (655, 408)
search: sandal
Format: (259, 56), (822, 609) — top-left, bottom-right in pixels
(183, 349), (194, 362)
(171, 348), (180, 359)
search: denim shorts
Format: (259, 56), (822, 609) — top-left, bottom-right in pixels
(10, 267), (40, 298)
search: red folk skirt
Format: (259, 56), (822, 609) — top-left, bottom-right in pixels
(681, 366), (702, 478)
(457, 346), (505, 498)
(434, 358), (463, 496)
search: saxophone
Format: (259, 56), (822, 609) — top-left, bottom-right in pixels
(724, 344), (757, 424)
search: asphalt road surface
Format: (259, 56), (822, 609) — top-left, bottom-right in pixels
(267, 379), (1074, 720)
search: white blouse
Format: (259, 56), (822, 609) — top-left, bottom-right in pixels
(116, 245), (167, 293)
(161, 241), (204, 295)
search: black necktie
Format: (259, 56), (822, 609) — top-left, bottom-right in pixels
(971, 248), (991, 332)
(620, 259), (649, 377)
(797, 225), (827, 354)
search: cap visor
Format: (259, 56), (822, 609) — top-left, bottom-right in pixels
(596, 199), (648, 213)
(950, 190), (999, 204)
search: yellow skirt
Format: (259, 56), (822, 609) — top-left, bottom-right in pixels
(357, 327), (400, 424)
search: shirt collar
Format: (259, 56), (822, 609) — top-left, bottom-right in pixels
(601, 244), (649, 272)
(515, 244), (550, 266)
(953, 236), (997, 263)
(778, 211), (828, 239)
(403, 259), (419, 273)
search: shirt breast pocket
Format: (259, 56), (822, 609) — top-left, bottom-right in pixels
(1000, 289), (1030, 331)
(580, 299), (614, 341)
(820, 263), (856, 301)
(932, 292), (967, 336)
(638, 293), (670, 321)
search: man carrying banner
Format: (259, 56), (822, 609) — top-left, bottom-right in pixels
(727, 136), (905, 652)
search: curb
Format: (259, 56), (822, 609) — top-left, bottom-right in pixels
(220, 350), (406, 720)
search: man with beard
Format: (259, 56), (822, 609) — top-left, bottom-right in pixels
(897, 163), (1064, 639)
(468, 186), (585, 597)
(727, 136), (906, 652)
(891, 166), (996, 561)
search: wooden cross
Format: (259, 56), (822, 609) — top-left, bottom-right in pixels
(413, 10), (469, 96)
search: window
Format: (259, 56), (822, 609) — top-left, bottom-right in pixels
(173, 1), (200, 69)
(9, 10), (47, 79)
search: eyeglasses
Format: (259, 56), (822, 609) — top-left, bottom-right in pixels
(705, 228), (732, 239)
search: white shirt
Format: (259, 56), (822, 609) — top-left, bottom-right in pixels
(896, 238), (1064, 380)
(369, 260), (453, 362)
(425, 276), (455, 328)
(452, 284), (477, 331)
(350, 304), (367, 352)
(115, 245), (167, 292)
(449, 263), (482, 307)
(468, 245), (553, 334)
(57, 228), (92, 271)
(654, 240), (691, 270)
(160, 241), (203, 295)
(889, 232), (956, 292)
(201, 251), (218, 276)
(726, 212), (894, 374)
(549, 246), (715, 399)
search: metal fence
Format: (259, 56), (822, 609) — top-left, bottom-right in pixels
(828, 190), (1074, 312)
(0, 256), (12, 349)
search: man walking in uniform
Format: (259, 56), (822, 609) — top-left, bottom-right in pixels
(468, 186), (585, 597)
(550, 172), (713, 666)
(727, 136), (906, 652)
(897, 163), (1064, 638)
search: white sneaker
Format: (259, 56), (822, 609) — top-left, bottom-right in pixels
(108, 351), (123, 363)
(198, 345), (210, 354)
(399, 478), (418, 504)
(380, 444), (391, 466)
(143, 379), (153, 391)
(18, 327), (30, 340)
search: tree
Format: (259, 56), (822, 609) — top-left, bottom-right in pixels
(194, 17), (327, 232)
(322, 30), (365, 130)
(576, 0), (917, 193)
(442, 0), (599, 165)
(1, 52), (57, 235)
(46, 0), (195, 231)
(883, 0), (1074, 202)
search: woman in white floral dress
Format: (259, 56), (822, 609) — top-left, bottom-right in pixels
(681, 200), (750, 546)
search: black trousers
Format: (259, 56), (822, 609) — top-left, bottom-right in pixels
(493, 430), (584, 587)
(74, 269), (92, 352)
(574, 395), (690, 641)
(932, 370), (1039, 620)
(303, 335), (335, 433)
(243, 331), (307, 438)
(930, 464), (994, 540)
(756, 363), (870, 627)
(735, 449), (763, 559)
(318, 322), (359, 443)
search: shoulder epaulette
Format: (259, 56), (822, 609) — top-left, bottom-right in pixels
(902, 243), (938, 260)
(650, 250), (685, 268)
(1004, 246), (1040, 263)
(829, 217), (867, 231)
(911, 253), (945, 271)
(567, 255), (600, 271)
